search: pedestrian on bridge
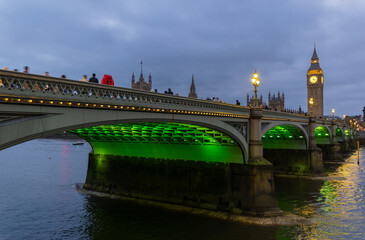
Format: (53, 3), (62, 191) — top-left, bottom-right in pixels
(101, 74), (114, 86)
(89, 73), (99, 83)
(80, 75), (88, 82)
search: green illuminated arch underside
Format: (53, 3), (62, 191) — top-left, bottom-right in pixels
(336, 128), (345, 142)
(262, 125), (306, 149)
(315, 126), (330, 144)
(336, 128), (343, 137)
(70, 122), (243, 163)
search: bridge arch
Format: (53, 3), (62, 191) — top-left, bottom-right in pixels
(0, 107), (248, 163)
(344, 129), (351, 140)
(336, 127), (344, 142)
(261, 122), (308, 150)
(315, 126), (331, 144)
(68, 119), (248, 164)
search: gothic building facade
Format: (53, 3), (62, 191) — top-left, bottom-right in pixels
(131, 72), (152, 91)
(247, 94), (264, 107)
(246, 91), (284, 111)
(268, 91), (285, 111)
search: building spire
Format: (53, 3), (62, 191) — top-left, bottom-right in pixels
(131, 72), (135, 85)
(312, 44), (318, 60)
(309, 44), (322, 71)
(188, 74), (198, 98)
(140, 60), (143, 75)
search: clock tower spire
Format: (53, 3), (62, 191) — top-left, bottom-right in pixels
(307, 45), (324, 117)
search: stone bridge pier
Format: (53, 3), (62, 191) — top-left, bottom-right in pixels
(240, 108), (282, 216)
(308, 118), (324, 172)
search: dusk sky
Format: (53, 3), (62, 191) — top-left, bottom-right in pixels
(0, 0), (364, 116)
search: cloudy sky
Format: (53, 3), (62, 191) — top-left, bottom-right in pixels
(0, 0), (364, 116)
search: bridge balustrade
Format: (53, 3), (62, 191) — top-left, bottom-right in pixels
(0, 70), (250, 115)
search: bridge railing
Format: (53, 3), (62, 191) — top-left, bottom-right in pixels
(0, 70), (333, 124)
(0, 70), (251, 115)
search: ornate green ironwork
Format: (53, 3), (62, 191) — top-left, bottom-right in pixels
(262, 125), (306, 149)
(71, 122), (237, 146)
(336, 128), (342, 137)
(70, 122), (243, 163)
(315, 126), (330, 144)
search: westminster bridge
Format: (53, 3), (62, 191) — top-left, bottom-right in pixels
(0, 70), (357, 217)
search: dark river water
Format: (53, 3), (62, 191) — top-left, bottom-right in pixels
(0, 139), (364, 240)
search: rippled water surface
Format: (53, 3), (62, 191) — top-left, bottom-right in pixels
(0, 139), (364, 239)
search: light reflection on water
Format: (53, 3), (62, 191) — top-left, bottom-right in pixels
(276, 149), (365, 239)
(0, 139), (364, 239)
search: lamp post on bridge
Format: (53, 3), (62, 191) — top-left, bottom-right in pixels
(330, 108), (339, 147)
(246, 69), (281, 216)
(251, 70), (260, 108)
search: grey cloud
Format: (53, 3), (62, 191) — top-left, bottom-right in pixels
(0, 0), (363, 116)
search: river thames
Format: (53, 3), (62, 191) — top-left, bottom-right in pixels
(0, 139), (364, 239)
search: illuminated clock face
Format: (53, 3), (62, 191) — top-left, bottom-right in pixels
(309, 76), (318, 83)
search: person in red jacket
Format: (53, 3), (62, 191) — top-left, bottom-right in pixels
(101, 74), (115, 86)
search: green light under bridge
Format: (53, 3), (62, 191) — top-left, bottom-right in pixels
(262, 125), (306, 149)
(69, 122), (243, 164)
(315, 126), (330, 144)
(336, 128), (343, 137)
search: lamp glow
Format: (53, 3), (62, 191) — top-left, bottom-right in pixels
(251, 70), (260, 108)
(309, 98), (314, 116)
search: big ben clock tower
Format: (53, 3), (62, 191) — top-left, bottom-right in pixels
(307, 46), (324, 117)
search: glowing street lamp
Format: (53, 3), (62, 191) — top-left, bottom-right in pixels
(309, 98), (314, 116)
(251, 70), (260, 108)
(332, 108), (335, 121)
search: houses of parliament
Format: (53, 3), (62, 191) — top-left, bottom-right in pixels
(131, 67), (198, 99)
(131, 46), (325, 117)
(247, 46), (324, 117)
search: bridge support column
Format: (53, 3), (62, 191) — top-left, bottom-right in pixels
(309, 118), (324, 173)
(242, 108), (282, 216)
(328, 122), (343, 161)
(317, 123), (343, 162)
